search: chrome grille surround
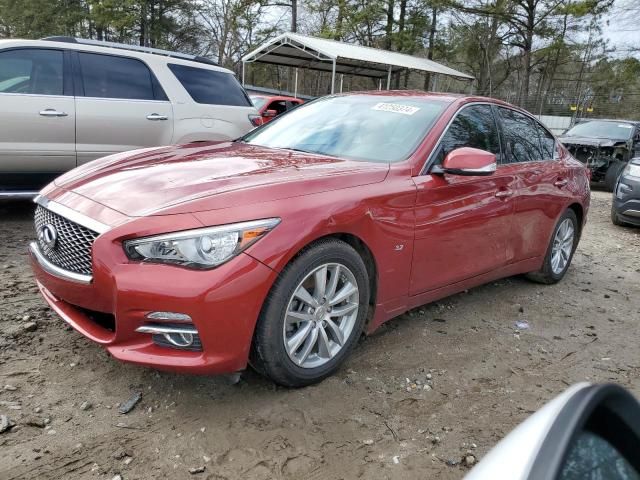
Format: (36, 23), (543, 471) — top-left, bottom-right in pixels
(34, 205), (100, 276)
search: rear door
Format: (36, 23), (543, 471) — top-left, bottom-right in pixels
(410, 104), (516, 295)
(496, 107), (568, 262)
(0, 48), (75, 191)
(74, 51), (173, 165)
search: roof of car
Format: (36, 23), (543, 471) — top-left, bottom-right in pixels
(0, 38), (233, 74)
(331, 90), (518, 107)
(250, 94), (303, 101)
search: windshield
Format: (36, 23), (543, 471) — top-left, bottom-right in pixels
(250, 96), (267, 109)
(243, 95), (448, 163)
(564, 121), (634, 140)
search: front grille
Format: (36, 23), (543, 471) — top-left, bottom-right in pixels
(34, 205), (99, 276)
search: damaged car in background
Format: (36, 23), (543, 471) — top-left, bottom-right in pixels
(559, 119), (640, 191)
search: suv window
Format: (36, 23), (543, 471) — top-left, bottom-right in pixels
(0, 49), (64, 95)
(498, 107), (544, 163)
(78, 52), (163, 100)
(437, 104), (501, 163)
(168, 64), (251, 106)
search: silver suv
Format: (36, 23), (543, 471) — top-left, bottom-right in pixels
(0, 37), (260, 198)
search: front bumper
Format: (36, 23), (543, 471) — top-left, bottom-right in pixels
(613, 175), (640, 226)
(30, 241), (277, 375)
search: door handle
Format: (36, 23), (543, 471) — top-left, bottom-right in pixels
(554, 179), (568, 188)
(495, 189), (514, 198)
(39, 109), (68, 117)
(146, 113), (168, 121)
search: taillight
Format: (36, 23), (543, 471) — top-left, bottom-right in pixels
(248, 114), (262, 127)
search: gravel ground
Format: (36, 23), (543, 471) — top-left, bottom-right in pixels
(1, 190), (639, 480)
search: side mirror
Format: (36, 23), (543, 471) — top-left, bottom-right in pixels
(435, 147), (496, 176)
(263, 109), (278, 118)
(466, 383), (640, 479)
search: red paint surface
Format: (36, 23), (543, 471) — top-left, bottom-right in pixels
(31, 92), (590, 374)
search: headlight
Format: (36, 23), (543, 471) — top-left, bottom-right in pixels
(624, 163), (640, 179)
(123, 218), (280, 269)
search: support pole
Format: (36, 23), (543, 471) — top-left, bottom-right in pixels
(330, 59), (336, 94)
(294, 68), (298, 98)
(386, 65), (392, 90)
(378, 79), (382, 90)
(241, 61), (245, 86)
(340, 74), (344, 93)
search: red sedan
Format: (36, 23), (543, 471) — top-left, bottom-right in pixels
(249, 94), (304, 124)
(29, 91), (590, 386)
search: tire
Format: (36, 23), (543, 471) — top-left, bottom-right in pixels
(604, 161), (625, 192)
(250, 239), (370, 387)
(611, 202), (626, 226)
(526, 209), (579, 285)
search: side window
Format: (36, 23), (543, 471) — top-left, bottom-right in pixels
(535, 122), (556, 160)
(0, 49), (63, 95)
(78, 52), (158, 100)
(267, 100), (287, 115)
(438, 104), (501, 163)
(168, 63), (251, 107)
(498, 107), (544, 163)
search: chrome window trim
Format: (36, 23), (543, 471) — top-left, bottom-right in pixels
(29, 242), (92, 284)
(35, 196), (110, 234)
(419, 101), (558, 175)
(0, 191), (40, 199)
(0, 92), (72, 99)
(74, 96), (171, 104)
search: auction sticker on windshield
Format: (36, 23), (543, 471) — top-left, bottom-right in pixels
(372, 103), (420, 115)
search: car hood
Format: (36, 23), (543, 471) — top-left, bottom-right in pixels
(53, 142), (389, 216)
(558, 136), (628, 148)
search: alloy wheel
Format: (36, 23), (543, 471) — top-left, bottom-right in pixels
(283, 263), (359, 369)
(551, 218), (575, 275)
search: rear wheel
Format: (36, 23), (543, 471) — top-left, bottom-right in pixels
(604, 161), (625, 192)
(526, 209), (578, 284)
(250, 239), (370, 387)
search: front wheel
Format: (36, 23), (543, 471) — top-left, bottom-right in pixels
(604, 161), (625, 192)
(526, 209), (579, 284)
(611, 202), (627, 227)
(250, 239), (370, 387)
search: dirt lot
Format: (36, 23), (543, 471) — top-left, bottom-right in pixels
(1, 190), (639, 480)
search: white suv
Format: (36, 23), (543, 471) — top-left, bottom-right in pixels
(0, 37), (261, 198)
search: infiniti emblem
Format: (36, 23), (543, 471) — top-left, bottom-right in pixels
(38, 224), (58, 250)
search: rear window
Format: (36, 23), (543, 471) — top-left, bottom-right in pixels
(168, 64), (251, 106)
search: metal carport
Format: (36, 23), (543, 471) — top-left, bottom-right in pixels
(241, 32), (474, 95)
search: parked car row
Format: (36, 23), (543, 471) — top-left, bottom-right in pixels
(0, 37), (300, 197)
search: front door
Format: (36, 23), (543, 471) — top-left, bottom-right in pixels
(0, 48), (75, 191)
(73, 51), (173, 165)
(410, 104), (515, 295)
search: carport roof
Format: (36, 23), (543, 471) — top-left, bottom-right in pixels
(241, 32), (474, 81)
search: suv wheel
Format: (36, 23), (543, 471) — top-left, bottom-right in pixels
(526, 209), (578, 284)
(611, 202), (627, 226)
(604, 161), (625, 192)
(250, 239), (370, 387)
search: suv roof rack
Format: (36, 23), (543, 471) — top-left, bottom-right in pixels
(41, 36), (218, 66)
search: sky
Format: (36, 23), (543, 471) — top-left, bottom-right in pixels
(601, 0), (640, 58)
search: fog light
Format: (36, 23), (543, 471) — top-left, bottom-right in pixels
(135, 323), (202, 351)
(146, 311), (192, 323)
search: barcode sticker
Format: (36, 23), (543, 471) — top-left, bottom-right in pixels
(372, 103), (420, 115)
